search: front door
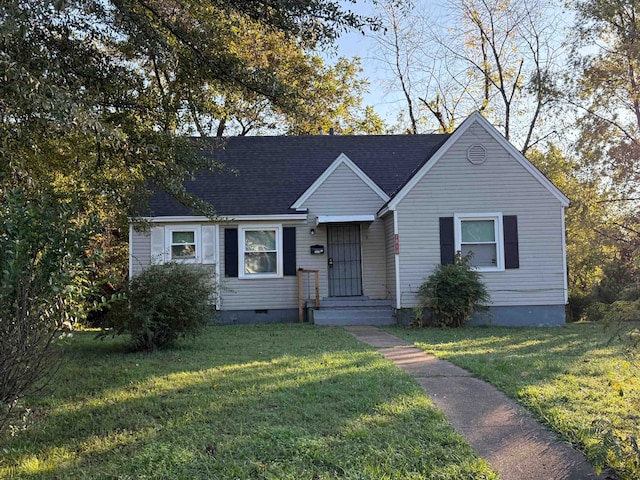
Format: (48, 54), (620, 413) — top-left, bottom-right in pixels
(327, 224), (363, 297)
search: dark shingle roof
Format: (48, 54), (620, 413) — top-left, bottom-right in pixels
(148, 134), (449, 217)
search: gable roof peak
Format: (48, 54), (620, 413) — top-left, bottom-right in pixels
(383, 111), (570, 211)
(290, 153), (390, 209)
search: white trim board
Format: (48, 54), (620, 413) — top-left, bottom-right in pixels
(290, 153), (389, 209)
(393, 210), (401, 310)
(316, 215), (375, 225)
(561, 206), (568, 305)
(385, 112), (570, 211)
(128, 224), (133, 280)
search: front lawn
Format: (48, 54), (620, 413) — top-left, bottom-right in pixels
(1, 325), (496, 480)
(386, 323), (640, 480)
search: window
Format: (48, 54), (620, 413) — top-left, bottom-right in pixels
(164, 226), (201, 263)
(171, 231), (196, 259)
(454, 214), (503, 271)
(239, 226), (283, 278)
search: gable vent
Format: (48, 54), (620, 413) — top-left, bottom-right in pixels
(467, 144), (487, 165)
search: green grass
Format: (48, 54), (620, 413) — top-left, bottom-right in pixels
(385, 323), (640, 479)
(1, 325), (496, 479)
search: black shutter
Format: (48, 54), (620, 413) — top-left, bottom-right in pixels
(503, 215), (519, 269)
(283, 227), (296, 276)
(224, 228), (238, 277)
(439, 217), (455, 265)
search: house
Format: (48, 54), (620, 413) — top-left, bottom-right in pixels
(130, 112), (570, 326)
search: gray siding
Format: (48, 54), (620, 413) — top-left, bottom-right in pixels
(396, 126), (566, 308)
(219, 221), (306, 310)
(361, 219), (387, 298)
(130, 228), (151, 276)
(299, 162), (388, 299)
(383, 213), (396, 303)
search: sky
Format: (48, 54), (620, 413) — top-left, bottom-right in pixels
(326, 2), (402, 124)
(323, 0), (574, 132)
(323, 0), (445, 126)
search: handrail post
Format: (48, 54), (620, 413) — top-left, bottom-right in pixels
(297, 269), (320, 322)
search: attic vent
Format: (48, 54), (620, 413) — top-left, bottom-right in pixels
(467, 144), (487, 165)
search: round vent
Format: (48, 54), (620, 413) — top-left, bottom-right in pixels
(467, 144), (487, 165)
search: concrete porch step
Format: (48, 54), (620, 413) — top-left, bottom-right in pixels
(309, 297), (395, 326)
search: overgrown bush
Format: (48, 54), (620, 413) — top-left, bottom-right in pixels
(567, 292), (594, 322)
(104, 263), (217, 351)
(0, 188), (103, 434)
(417, 253), (490, 327)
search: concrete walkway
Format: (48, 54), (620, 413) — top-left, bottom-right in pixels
(345, 326), (612, 480)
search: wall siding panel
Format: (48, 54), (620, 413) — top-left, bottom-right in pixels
(396, 126), (566, 308)
(130, 229), (151, 276)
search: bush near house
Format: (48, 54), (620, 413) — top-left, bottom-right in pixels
(416, 253), (490, 327)
(103, 263), (217, 351)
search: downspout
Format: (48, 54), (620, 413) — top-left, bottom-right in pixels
(394, 210), (401, 310)
(128, 223), (133, 280)
(561, 206), (568, 305)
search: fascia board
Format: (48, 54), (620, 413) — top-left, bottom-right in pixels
(139, 214), (308, 223)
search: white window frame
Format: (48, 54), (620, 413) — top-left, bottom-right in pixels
(165, 225), (201, 263)
(454, 213), (504, 272)
(238, 224), (283, 279)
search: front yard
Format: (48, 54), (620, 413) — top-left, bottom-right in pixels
(0, 325), (495, 480)
(3, 323), (638, 479)
(386, 323), (640, 479)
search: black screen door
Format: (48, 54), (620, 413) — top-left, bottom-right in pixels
(327, 224), (363, 297)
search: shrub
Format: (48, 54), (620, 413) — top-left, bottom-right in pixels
(417, 253), (490, 327)
(105, 263), (217, 351)
(567, 292), (594, 322)
(0, 188), (103, 434)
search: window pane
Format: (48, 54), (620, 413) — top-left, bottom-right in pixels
(172, 244), (195, 259)
(461, 220), (495, 242)
(172, 231), (195, 244)
(244, 252), (277, 274)
(245, 230), (276, 251)
(461, 244), (497, 267)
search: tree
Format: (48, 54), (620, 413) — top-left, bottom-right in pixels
(0, 0), (376, 429)
(572, 0), (640, 200)
(0, 0), (377, 292)
(373, 1), (425, 134)
(0, 188), (104, 432)
(570, 0), (640, 323)
(372, 0), (565, 150)
(528, 146), (613, 293)
(200, 56), (386, 136)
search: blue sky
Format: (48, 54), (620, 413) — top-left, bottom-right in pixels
(323, 0), (450, 127)
(323, 0), (573, 132)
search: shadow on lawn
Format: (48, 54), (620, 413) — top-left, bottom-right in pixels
(397, 325), (619, 360)
(2, 325), (493, 479)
